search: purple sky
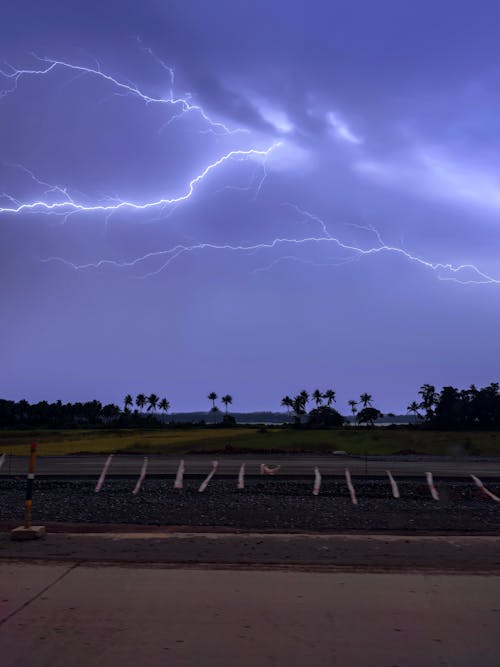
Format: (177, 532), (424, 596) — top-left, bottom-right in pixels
(1, 1), (500, 413)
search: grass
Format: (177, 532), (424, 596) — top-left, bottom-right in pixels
(1, 426), (500, 456)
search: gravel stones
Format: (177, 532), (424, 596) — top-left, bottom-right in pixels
(1, 477), (499, 532)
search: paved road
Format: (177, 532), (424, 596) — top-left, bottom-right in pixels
(1, 561), (499, 666)
(1, 454), (499, 478)
(2, 532), (500, 571)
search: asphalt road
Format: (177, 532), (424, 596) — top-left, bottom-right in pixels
(1, 560), (499, 666)
(1, 454), (499, 478)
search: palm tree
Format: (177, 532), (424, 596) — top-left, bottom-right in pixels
(136, 394), (146, 412)
(299, 390), (309, 407)
(123, 394), (133, 413)
(348, 399), (358, 423)
(407, 400), (421, 422)
(221, 394), (233, 414)
(208, 392), (218, 410)
(281, 396), (293, 414)
(360, 393), (373, 408)
(312, 389), (323, 408)
(159, 398), (170, 415)
(323, 389), (336, 406)
(147, 393), (159, 413)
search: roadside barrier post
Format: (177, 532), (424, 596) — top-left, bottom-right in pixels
(11, 442), (46, 540)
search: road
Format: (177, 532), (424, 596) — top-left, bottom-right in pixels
(1, 454), (499, 478)
(1, 559), (499, 666)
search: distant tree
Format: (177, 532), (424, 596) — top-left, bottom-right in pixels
(208, 392), (218, 410)
(281, 396), (293, 414)
(360, 393), (373, 408)
(407, 400), (422, 422)
(221, 395), (233, 414)
(147, 394), (159, 413)
(348, 399), (358, 423)
(123, 394), (133, 412)
(101, 403), (121, 422)
(312, 389), (323, 408)
(159, 398), (170, 415)
(323, 389), (336, 406)
(418, 384), (438, 422)
(433, 386), (462, 429)
(356, 406), (383, 426)
(308, 405), (345, 428)
(292, 393), (308, 424)
(299, 390), (309, 408)
(136, 394), (147, 412)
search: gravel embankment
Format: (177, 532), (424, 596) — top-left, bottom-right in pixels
(1, 478), (499, 532)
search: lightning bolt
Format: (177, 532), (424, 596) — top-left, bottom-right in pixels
(0, 144), (281, 217)
(2, 51), (497, 287)
(42, 213), (500, 284)
(0, 53), (246, 135)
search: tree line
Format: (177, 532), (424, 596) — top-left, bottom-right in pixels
(2, 382), (500, 429)
(280, 389), (383, 427)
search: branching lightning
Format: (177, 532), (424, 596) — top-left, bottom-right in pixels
(1, 50), (498, 287)
(0, 53), (245, 134)
(42, 210), (500, 284)
(0, 145), (281, 216)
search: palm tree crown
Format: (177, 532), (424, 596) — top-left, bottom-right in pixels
(147, 394), (159, 412)
(159, 398), (170, 414)
(221, 394), (233, 414)
(323, 389), (336, 406)
(123, 394), (133, 412)
(360, 393), (373, 408)
(136, 394), (146, 411)
(312, 389), (323, 407)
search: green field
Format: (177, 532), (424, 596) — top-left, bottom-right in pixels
(1, 427), (500, 456)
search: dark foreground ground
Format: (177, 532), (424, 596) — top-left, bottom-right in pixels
(1, 477), (499, 532)
(2, 563), (500, 667)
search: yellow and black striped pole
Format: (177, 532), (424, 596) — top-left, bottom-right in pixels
(24, 442), (38, 529)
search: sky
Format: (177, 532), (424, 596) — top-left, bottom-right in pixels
(1, 0), (500, 413)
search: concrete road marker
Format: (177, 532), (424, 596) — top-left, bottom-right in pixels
(313, 466), (321, 496)
(426, 472), (439, 501)
(471, 474), (500, 502)
(95, 454), (113, 493)
(386, 470), (400, 498)
(345, 469), (358, 505)
(132, 457), (148, 495)
(199, 461), (218, 493)
(237, 463), (246, 489)
(174, 459), (185, 490)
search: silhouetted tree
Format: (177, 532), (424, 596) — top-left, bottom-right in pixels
(348, 399), (358, 423)
(281, 396), (293, 414)
(208, 392), (218, 410)
(323, 389), (336, 406)
(418, 384), (438, 421)
(136, 394), (146, 412)
(312, 389), (323, 408)
(360, 393), (372, 408)
(407, 400), (422, 422)
(147, 394), (159, 413)
(356, 406), (383, 426)
(159, 398), (170, 415)
(221, 395), (233, 414)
